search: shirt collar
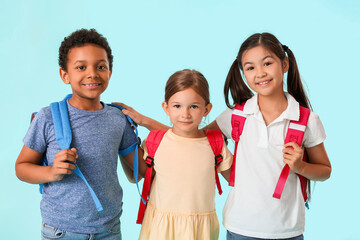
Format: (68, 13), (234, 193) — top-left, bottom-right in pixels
(243, 92), (300, 121)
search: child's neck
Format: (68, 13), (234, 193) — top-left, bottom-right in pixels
(171, 128), (206, 138)
(68, 96), (103, 111)
(258, 92), (288, 126)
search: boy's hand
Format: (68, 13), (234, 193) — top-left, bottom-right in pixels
(111, 102), (145, 126)
(282, 142), (305, 174)
(50, 148), (78, 181)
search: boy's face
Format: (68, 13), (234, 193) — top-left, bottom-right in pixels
(60, 44), (112, 105)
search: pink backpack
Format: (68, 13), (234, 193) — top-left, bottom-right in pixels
(229, 102), (310, 208)
(136, 129), (225, 224)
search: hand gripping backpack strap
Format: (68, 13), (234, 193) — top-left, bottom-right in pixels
(136, 130), (166, 224)
(107, 104), (142, 200)
(206, 130), (224, 195)
(50, 94), (103, 212)
(273, 106), (310, 207)
(229, 102), (247, 187)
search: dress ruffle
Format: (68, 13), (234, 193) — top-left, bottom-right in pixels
(139, 203), (219, 240)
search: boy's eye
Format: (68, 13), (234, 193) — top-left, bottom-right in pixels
(77, 66), (86, 70)
(173, 105), (181, 108)
(190, 105), (199, 109)
(98, 65), (107, 70)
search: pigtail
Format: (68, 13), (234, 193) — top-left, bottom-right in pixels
(285, 46), (312, 111)
(224, 59), (253, 108)
(285, 46), (312, 200)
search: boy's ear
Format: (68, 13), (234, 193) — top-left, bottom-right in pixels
(162, 101), (170, 116)
(59, 68), (70, 84)
(282, 57), (289, 73)
(203, 103), (212, 117)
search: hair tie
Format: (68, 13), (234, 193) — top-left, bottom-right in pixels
(282, 45), (288, 52)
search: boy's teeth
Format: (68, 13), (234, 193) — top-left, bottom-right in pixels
(84, 84), (100, 86)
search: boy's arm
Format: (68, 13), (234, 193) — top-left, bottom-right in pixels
(220, 168), (231, 182)
(112, 102), (169, 131)
(15, 145), (77, 184)
(120, 146), (146, 183)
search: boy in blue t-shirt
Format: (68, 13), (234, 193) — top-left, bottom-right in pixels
(15, 29), (142, 240)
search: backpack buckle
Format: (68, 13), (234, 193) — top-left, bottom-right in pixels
(215, 155), (223, 166)
(145, 156), (154, 167)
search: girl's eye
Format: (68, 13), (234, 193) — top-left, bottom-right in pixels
(98, 65), (107, 70)
(246, 66), (254, 71)
(264, 62), (272, 66)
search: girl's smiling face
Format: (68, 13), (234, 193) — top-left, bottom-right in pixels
(162, 88), (212, 138)
(241, 45), (288, 98)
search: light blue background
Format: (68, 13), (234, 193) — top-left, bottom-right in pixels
(1, 0), (359, 239)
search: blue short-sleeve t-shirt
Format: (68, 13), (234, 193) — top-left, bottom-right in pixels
(23, 101), (137, 233)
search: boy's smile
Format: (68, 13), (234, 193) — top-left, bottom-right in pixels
(60, 43), (112, 110)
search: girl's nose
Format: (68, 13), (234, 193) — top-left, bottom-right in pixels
(256, 67), (266, 78)
(182, 108), (191, 118)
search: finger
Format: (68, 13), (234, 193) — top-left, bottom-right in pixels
(282, 148), (294, 154)
(70, 148), (78, 159)
(112, 102), (131, 110)
(54, 161), (77, 170)
(54, 152), (77, 163)
(284, 142), (300, 149)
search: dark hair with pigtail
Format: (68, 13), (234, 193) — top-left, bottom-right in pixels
(224, 32), (312, 111)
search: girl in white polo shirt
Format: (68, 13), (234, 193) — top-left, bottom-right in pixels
(210, 32), (331, 240)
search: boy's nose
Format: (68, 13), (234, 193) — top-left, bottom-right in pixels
(87, 67), (99, 79)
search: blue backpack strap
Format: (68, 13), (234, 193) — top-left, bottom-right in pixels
(48, 94), (103, 212)
(107, 104), (143, 201)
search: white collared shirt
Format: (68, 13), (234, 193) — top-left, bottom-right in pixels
(216, 93), (326, 239)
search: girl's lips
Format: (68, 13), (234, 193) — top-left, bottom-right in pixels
(256, 79), (271, 86)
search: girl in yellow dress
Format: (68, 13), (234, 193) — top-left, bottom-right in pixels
(137, 69), (233, 240)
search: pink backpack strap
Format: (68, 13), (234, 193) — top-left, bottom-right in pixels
(273, 106), (311, 203)
(136, 130), (166, 224)
(229, 102), (247, 187)
(206, 129), (225, 195)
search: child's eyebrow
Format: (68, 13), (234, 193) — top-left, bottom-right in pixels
(73, 59), (108, 65)
(243, 56), (273, 66)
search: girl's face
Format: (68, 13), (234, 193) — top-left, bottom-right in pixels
(162, 88), (212, 138)
(241, 45), (288, 98)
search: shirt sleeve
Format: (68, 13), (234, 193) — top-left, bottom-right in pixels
(215, 108), (233, 140)
(217, 142), (233, 172)
(23, 107), (52, 153)
(303, 111), (327, 148)
(118, 115), (138, 156)
(140, 139), (148, 161)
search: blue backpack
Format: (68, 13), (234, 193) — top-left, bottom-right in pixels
(31, 94), (142, 212)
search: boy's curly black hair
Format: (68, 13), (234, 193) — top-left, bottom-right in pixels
(58, 28), (113, 71)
